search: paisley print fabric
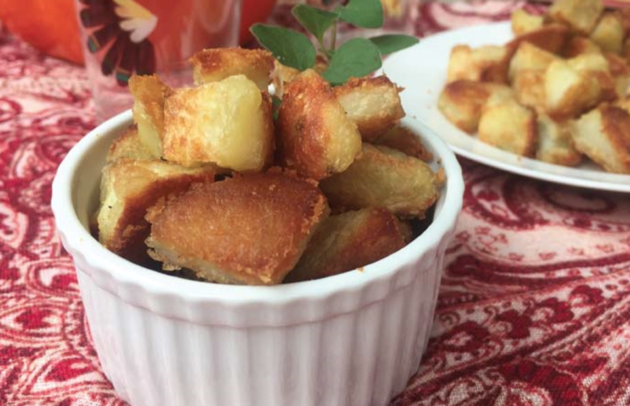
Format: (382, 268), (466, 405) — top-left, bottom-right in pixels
(1, 2), (629, 405)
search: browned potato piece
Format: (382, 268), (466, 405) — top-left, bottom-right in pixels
(106, 125), (154, 163)
(446, 45), (510, 84)
(508, 42), (559, 83)
(334, 76), (405, 142)
(572, 104), (630, 173)
(145, 170), (330, 285)
(285, 208), (411, 282)
(536, 115), (582, 166)
(320, 144), (440, 218)
(511, 9), (543, 36)
(478, 99), (537, 157)
(438, 80), (513, 133)
(562, 36), (602, 58)
(568, 53), (617, 101)
(97, 159), (215, 261)
(190, 48), (274, 91)
(544, 59), (602, 119)
(548, 0), (604, 35)
(277, 69), (362, 180)
(506, 24), (570, 55)
(615, 97), (630, 114)
(590, 12), (624, 54)
(606, 53), (630, 96)
(271, 60), (300, 99)
(373, 124), (433, 162)
(129, 75), (172, 158)
(513, 70), (546, 113)
(162, 75), (274, 172)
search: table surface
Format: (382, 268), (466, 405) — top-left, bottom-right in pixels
(2, 1), (630, 405)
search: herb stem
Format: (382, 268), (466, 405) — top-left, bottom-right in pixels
(330, 21), (338, 53)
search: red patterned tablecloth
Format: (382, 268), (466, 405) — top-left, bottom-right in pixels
(2, 1), (630, 405)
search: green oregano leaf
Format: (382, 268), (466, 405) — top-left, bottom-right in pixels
(250, 24), (316, 71)
(337, 0), (383, 29)
(323, 38), (382, 85)
(292, 5), (338, 42)
(370, 34), (419, 55)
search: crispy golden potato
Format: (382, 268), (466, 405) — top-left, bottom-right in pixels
(590, 12), (624, 54)
(446, 45), (510, 84)
(190, 48), (274, 91)
(374, 124), (433, 162)
(544, 59), (602, 119)
(271, 60), (300, 98)
(512, 70), (546, 113)
(511, 9), (544, 36)
(615, 96), (630, 114)
(97, 159), (215, 260)
(562, 36), (602, 58)
(508, 42), (559, 83)
(106, 125), (154, 163)
(438, 80), (513, 133)
(145, 170), (330, 285)
(277, 69), (362, 180)
(285, 208), (411, 282)
(162, 75), (274, 172)
(506, 24), (570, 55)
(606, 53), (630, 97)
(334, 76), (405, 142)
(536, 115), (582, 166)
(568, 53), (617, 101)
(478, 99), (537, 156)
(320, 144), (440, 218)
(572, 104), (630, 173)
(548, 0), (604, 35)
(129, 75), (172, 159)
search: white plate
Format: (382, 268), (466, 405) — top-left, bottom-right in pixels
(379, 22), (630, 193)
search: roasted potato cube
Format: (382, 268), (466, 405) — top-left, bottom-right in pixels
(145, 170), (330, 285)
(508, 42), (559, 83)
(320, 144), (440, 218)
(562, 36), (602, 58)
(506, 24), (570, 55)
(373, 124), (433, 162)
(536, 115), (582, 166)
(590, 12), (624, 54)
(606, 53), (630, 96)
(190, 48), (274, 91)
(271, 60), (300, 99)
(129, 75), (172, 159)
(334, 76), (405, 142)
(478, 99), (537, 156)
(568, 53), (617, 101)
(544, 59), (601, 118)
(285, 208), (411, 282)
(511, 9), (544, 36)
(446, 45), (510, 84)
(277, 69), (362, 180)
(438, 80), (513, 133)
(162, 75), (274, 172)
(572, 104), (630, 173)
(513, 70), (546, 113)
(106, 125), (154, 163)
(548, 0), (604, 34)
(97, 159), (215, 260)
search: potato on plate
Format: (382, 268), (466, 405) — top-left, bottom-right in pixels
(544, 59), (602, 119)
(572, 104), (630, 173)
(106, 125), (154, 163)
(334, 76), (405, 142)
(162, 75), (274, 172)
(568, 53), (617, 101)
(97, 159), (215, 260)
(606, 53), (630, 97)
(438, 80), (513, 133)
(446, 45), (511, 84)
(277, 69), (362, 180)
(190, 48), (274, 91)
(548, 0), (604, 35)
(536, 115), (582, 166)
(374, 124), (433, 162)
(285, 208), (411, 282)
(508, 42), (559, 83)
(506, 24), (570, 55)
(129, 75), (172, 159)
(590, 12), (624, 55)
(512, 69), (546, 113)
(478, 98), (537, 156)
(511, 9), (543, 36)
(562, 36), (602, 58)
(320, 144), (440, 218)
(145, 170), (330, 285)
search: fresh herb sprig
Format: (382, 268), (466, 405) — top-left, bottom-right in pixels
(250, 0), (419, 85)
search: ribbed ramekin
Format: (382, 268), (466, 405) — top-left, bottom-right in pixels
(51, 110), (463, 406)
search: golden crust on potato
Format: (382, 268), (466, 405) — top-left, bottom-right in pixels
(438, 80), (513, 133)
(374, 124), (433, 162)
(277, 69), (362, 180)
(271, 60), (300, 99)
(536, 115), (582, 166)
(162, 75), (274, 172)
(478, 99), (537, 157)
(334, 76), (405, 142)
(320, 144), (440, 218)
(548, 0), (604, 35)
(562, 36), (602, 58)
(508, 42), (559, 83)
(572, 104), (630, 173)
(511, 9), (544, 36)
(285, 208), (411, 282)
(129, 75), (172, 158)
(513, 70), (546, 113)
(446, 45), (511, 84)
(190, 48), (274, 91)
(506, 24), (570, 55)
(145, 170), (330, 285)
(544, 59), (602, 119)
(590, 12), (624, 55)
(606, 53), (630, 97)
(97, 159), (215, 261)
(107, 125), (154, 163)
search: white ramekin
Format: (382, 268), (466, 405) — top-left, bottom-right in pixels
(51, 110), (464, 406)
